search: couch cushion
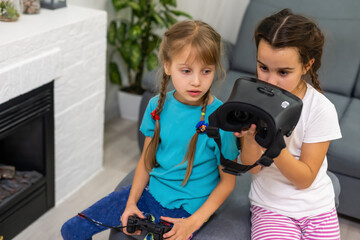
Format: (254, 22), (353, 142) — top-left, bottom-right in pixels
(317, 18), (360, 96)
(230, 1), (276, 74)
(353, 72), (360, 99)
(328, 98), (360, 178)
(323, 92), (351, 120)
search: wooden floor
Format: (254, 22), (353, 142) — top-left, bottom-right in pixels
(13, 117), (360, 240)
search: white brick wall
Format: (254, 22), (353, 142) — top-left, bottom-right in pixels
(0, 5), (107, 204)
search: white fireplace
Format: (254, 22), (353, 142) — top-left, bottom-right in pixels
(0, 5), (107, 204)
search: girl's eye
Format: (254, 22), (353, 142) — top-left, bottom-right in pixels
(279, 70), (288, 76)
(202, 69), (212, 74)
(259, 65), (268, 71)
(181, 69), (191, 74)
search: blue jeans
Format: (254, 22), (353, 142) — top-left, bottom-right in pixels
(61, 185), (191, 240)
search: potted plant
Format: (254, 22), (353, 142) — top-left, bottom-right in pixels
(108, 0), (191, 121)
(0, 0), (20, 22)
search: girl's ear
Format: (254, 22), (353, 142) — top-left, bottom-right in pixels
(164, 61), (171, 75)
(303, 58), (315, 74)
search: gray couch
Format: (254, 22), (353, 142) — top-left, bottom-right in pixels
(110, 0), (359, 239)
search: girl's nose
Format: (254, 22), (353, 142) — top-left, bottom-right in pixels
(265, 74), (277, 85)
(191, 74), (201, 86)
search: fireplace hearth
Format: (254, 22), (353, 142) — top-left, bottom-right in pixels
(0, 82), (54, 239)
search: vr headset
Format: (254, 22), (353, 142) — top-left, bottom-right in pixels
(206, 77), (303, 175)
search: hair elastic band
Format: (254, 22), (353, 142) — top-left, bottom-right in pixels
(196, 121), (208, 134)
(151, 110), (160, 120)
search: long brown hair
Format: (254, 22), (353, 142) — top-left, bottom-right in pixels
(144, 20), (224, 185)
(254, 8), (325, 92)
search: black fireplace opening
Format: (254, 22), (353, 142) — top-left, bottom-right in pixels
(0, 82), (54, 239)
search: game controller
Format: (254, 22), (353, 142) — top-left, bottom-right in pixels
(127, 215), (172, 240)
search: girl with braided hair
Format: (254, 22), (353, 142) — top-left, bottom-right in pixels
(235, 9), (342, 239)
(61, 20), (239, 240)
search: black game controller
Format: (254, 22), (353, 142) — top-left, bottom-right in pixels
(127, 215), (172, 240)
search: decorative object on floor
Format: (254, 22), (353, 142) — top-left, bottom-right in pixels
(22, 0), (40, 14)
(108, 0), (191, 120)
(40, 0), (66, 9)
(0, 0), (20, 22)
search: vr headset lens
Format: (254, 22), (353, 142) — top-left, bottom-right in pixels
(227, 110), (268, 133)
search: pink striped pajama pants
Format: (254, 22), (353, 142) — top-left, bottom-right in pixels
(250, 205), (340, 240)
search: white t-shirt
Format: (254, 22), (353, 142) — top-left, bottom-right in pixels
(249, 84), (342, 219)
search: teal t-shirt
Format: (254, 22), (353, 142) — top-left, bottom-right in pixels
(140, 90), (239, 214)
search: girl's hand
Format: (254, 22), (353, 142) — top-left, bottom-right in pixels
(161, 216), (198, 240)
(120, 204), (145, 235)
(234, 123), (257, 139)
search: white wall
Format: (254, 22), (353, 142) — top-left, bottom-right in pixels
(67, 0), (250, 121)
(67, 0), (108, 11)
(177, 0), (249, 44)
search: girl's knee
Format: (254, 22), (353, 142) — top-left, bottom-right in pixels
(61, 218), (76, 240)
(61, 216), (92, 240)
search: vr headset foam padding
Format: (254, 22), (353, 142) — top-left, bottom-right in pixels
(206, 77), (303, 175)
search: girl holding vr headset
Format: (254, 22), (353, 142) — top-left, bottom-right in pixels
(235, 9), (342, 240)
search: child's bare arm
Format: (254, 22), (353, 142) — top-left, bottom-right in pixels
(273, 141), (330, 189)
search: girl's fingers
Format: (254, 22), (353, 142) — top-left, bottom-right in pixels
(136, 211), (144, 219)
(248, 124), (257, 134)
(234, 124), (257, 138)
(234, 132), (242, 137)
(163, 228), (176, 239)
(160, 216), (176, 223)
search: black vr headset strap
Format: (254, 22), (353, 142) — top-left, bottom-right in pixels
(257, 129), (286, 166)
(207, 127), (286, 175)
(207, 126), (259, 175)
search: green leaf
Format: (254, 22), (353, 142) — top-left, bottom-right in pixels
(160, 0), (176, 7)
(151, 12), (164, 28)
(129, 43), (142, 70)
(127, 2), (141, 12)
(109, 62), (122, 86)
(170, 10), (192, 19)
(146, 53), (158, 71)
(165, 12), (177, 25)
(116, 22), (127, 43)
(147, 34), (160, 54)
(112, 0), (129, 11)
(160, 15), (172, 29)
(108, 21), (117, 45)
(128, 25), (142, 41)
(118, 40), (133, 63)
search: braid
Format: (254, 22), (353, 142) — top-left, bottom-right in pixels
(309, 68), (322, 92)
(144, 71), (170, 172)
(181, 91), (210, 185)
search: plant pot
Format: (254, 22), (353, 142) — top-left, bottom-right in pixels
(117, 90), (142, 121)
